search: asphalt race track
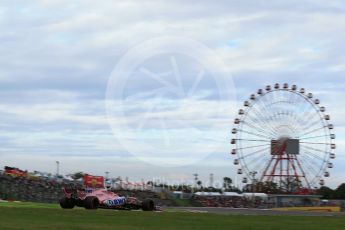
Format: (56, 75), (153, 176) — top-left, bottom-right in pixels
(171, 207), (345, 216)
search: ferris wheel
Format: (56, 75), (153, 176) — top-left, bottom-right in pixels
(231, 83), (336, 191)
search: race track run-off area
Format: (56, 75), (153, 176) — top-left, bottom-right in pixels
(1, 202), (345, 230)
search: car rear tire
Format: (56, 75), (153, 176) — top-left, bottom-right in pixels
(142, 199), (154, 211)
(84, 196), (99, 210)
(59, 197), (75, 209)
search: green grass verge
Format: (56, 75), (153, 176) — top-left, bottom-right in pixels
(1, 202), (345, 230)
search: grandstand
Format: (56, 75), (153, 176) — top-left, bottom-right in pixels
(0, 167), (175, 206)
(0, 172), (63, 203)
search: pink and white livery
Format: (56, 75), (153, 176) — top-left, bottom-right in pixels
(60, 186), (158, 211)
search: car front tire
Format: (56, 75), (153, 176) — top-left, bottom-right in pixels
(84, 196), (99, 210)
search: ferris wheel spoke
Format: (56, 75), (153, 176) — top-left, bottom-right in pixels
(276, 124), (299, 134)
(250, 106), (280, 135)
(302, 149), (325, 161)
(242, 121), (277, 138)
(237, 143), (271, 150)
(259, 155), (281, 181)
(298, 126), (326, 138)
(245, 154), (267, 168)
(275, 115), (304, 136)
(237, 139), (271, 143)
(239, 146), (271, 159)
(298, 107), (315, 126)
(257, 157), (271, 174)
(302, 152), (327, 167)
(300, 144), (328, 156)
(260, 107), (286, 134)
(251, 156), (270, 176)
(253, 94), (278, 126)
(251, 101), (266, 121)
(300, 116), (319, 129)
(299, 134), (329, 140)
(275, 111), (303, 134)
(302, 109), (318, 121)
(294, 158), (311, 188)
(300, 142), (330, 145)
(276, 111), (299, 122)
(272, 112), (286, 129)
(254, 91), (272, 113)
(298, 158), (319, 182)
(304, 115), (321, 130)
(238, 129), (271, 139)
(243, 152), (268, 169)
(289, 90), (298, 105)
(300, 154), (323, 175)
(301, 117), (323, 131)
(303, 147), (325, 164)
(245, 115), (266, 128)
(245, 113), (279, 136)
(300, 115), (316, 129)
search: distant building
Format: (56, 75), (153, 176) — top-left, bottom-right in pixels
(268, 194), (321, 208)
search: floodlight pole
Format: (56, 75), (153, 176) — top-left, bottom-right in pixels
(250, 171), (257, 208)
(193, 173), (198, 192)
(56, 161), (60, 177)
(209, 173), (214, 188)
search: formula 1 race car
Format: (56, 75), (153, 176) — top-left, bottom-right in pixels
(59, 186), (157, 211)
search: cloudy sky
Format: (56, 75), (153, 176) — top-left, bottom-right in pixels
(0, 0), (344, 188)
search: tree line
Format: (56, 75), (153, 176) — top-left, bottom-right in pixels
(317, 184), (345, 199)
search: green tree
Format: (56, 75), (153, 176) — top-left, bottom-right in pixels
(223, 177), (232, 189)
(147, 181), (154, 186)
(334, 183), (345, 199)
(67, 172), (85, 180)
(317, 186), (334, 199)
(255, 181), (281, 194)
(197, 180), (202, 188)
